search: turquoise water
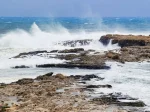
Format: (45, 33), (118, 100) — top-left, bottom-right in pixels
(0, 17), (150, 33)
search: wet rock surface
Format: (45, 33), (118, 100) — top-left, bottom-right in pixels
(0, 72), (146, 112)
(0, 73), (124, 112)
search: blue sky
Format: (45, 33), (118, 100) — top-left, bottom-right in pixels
(0, 0), (150, 17)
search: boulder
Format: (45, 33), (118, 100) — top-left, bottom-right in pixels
(100, 35), (111, 46)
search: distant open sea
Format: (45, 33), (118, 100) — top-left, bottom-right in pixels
(0, 17), (150, 33)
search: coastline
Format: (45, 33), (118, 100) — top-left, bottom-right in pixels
(0, 34), (150, 111)
(0, 73), (130, 112)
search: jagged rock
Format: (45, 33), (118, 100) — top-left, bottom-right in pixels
(15, 78), (34, 85)
(35, 72), (53, 80)
(99, 35), (111, 46)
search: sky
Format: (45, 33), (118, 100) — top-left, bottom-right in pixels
(0, 0), (150, 17)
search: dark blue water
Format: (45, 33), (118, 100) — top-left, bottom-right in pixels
(0, 17), (150, 33)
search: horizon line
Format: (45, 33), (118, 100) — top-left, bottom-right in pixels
(0, 16), (150, 18)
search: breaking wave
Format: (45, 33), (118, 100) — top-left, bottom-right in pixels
(0, 22), (149, 50)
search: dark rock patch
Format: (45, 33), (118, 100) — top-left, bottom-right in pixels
(100, 35), (111, 46)
(71, 74), (104, 81)
(36, 63), (110, 69)
(12, 65), (30, 69)
(86, 84), (112, 88)
(13, 50), (48, 58)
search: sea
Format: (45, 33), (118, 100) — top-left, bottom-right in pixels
(0, 17), (150, 110)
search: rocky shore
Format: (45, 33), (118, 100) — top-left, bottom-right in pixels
(0, 73), (145, 112)
(3, 34), (150, 111)
(12, 35), (150, 69)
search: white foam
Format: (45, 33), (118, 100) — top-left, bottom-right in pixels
(0, 22), (149, 50)
(0, 56), (65, 69)
(84, 61), (150, 110)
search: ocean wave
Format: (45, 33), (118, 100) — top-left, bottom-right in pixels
(0, 22), (150, 49)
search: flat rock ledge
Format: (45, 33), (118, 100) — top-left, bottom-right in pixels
(100, 34), (150, 47)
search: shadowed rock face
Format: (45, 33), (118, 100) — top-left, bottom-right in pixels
(100, 34), (150, 47)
